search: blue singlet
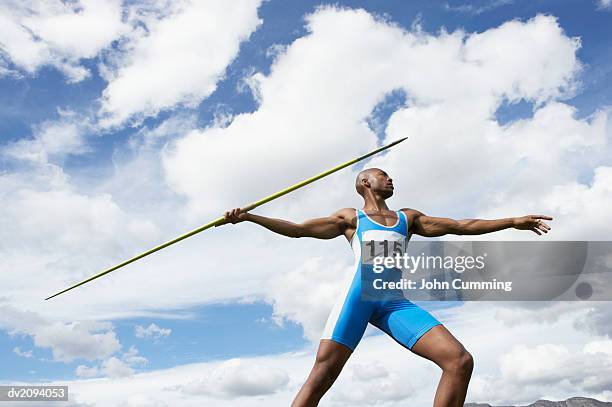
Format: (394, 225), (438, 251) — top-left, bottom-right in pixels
(321, 209), (442, 351)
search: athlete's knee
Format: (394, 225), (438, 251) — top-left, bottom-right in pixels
(459, 350), (474, 373)
(443, 348), (473, 374)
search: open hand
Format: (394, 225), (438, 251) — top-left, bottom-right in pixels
(513, 215), (553, 235)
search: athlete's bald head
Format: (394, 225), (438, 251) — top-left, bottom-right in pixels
(355, 168), (393, 198)
(355, 168), (377, 197)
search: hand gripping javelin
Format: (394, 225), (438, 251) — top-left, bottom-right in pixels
(45, 137), (408, 300)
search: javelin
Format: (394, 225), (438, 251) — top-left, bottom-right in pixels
(45, 137), (408, 300)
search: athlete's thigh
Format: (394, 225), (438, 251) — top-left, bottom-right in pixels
(371, 300), (443, 351)
(410, 324), (469, 368)
(321, 273), (376, 351)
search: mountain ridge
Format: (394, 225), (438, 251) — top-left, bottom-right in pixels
(465, 397), (612, 407)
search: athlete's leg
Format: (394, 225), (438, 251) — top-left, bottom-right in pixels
(291, 339), (352, 407)
(294, 262), (372, 405)
(371, 302), (472, 407)
(410, 325), (473, 407)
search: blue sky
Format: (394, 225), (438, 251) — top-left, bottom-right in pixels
(1, 1), (612, 406)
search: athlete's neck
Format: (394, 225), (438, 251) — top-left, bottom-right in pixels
(362, 193), (390, 212)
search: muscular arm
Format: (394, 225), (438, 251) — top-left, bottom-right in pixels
(221, 208), (353, 239)
(402, 208), (552, 237)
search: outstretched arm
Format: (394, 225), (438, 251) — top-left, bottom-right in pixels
(220, 207), (352, 239)
(402, 208), (552, 237)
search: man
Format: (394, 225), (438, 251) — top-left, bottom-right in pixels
(222, 167), (552, 407)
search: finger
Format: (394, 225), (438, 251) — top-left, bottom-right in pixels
(531, 215), (553, 220)
(531, 227), (542, 235)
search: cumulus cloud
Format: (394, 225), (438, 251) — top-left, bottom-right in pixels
(135, 323), (171, 340)
(3, 110), (91, 164)
(101, 356), (134, 379)
(13, 346), (33, 358)
(0, 0), (126, 82)
(0, 115), (163, 315)
(98, 0), (263, 127)
(75, 346), (147, 379)
(265, 257), (353, 342)
(122, 345), (148, 366)
(0, 0), (263, 116)
(181, 359), (290, 398)
(470, 340), (612, 403)
(118, 395), (168, 407)
(597, 0), (612, 10)
(76, 364), (99, 378)
(161, 10), (584, 220)
(9, 301), (611, 406)
(0, 305), (120, 362)
(330, 361), (413, 405)
(574, 303), (612, 337)
(493, 301), (591, 326)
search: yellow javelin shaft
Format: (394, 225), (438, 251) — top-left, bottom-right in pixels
(45, 137), (407, 300)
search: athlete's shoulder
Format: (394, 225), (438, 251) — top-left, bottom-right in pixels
(331, 207), (357, 227)
(399, 207), (425, 223)
(399, 207), (424, 214)
(332, 207), (357, 219)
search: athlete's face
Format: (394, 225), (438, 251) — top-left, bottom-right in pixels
(368, 169), (394, 199)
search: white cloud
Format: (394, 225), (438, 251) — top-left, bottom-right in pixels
(101, 356), (134, 379)
(98, 0), (263, 127)
(3, 110), (91, 164)
(33, 320), (119, 362)
(134, 323), (171, 340)
(16, 302), (611, 406)
(76, 365), (99, 378)
(0, 0), (126, 82)
(161, 11), (583, 220)
(470, 341), (612, 402)
(597, 0), (612, 10)
(493, 301), (590, 326)
(0, 124), (163, 316)
(0, 305), (120, 363)
(331, 360), (413, 405)
(265, 257), (353, 342)
(74, 346), (147, 379)
(12, 346), (33, 358)
(118, 394), (168, 407)
(122, 346), (148, 367)
(181, 359), (290, 398)
(575, 303), (612, 337)
(444, 0), (513, 15)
